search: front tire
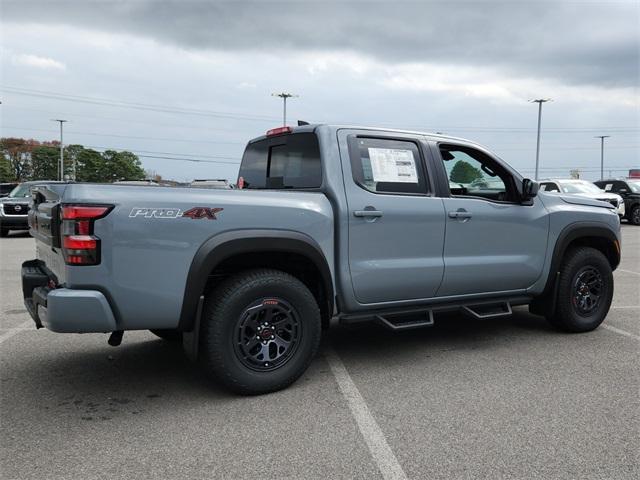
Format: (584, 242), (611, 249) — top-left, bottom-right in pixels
(0, 228), (9, 237)
(200, 269), (321, 395)
(546, 247), (613, 332)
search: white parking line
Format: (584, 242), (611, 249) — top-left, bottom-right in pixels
(325, 347), (408, 480)
(0, 320), (34, 345)
(601, 324), (640, 341)
(611, 305), (640, 310)
(617, 268), (640, 276)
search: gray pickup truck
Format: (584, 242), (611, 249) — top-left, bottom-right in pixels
(22, 124), (621, 394)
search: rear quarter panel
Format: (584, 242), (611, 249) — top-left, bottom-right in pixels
(60, 184), (334, 330)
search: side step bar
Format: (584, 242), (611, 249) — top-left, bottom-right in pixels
(375, 311), (435, 331)
(462, 301), (512, 319)
(341, 299), (519, 332)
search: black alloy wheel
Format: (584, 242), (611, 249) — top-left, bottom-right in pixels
(233, 298), (301, 372)
(571, 266), (604, 316)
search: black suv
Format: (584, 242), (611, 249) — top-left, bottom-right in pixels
(0, 181), (64, 237)
(594, 179), (640, 225)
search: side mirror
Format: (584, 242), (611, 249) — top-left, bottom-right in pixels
(522, 178), (539, 201)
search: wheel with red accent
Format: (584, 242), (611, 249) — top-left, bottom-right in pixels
(546, 246), (613, 332)
(200, 269), (321, 395)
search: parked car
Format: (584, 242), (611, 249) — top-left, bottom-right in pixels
(0, 181), (65, 237)
(22, 125), (620, 394)
(0, 182), (19, 197)
(539, 179), (625, 219)
(593, 178), (640, 225)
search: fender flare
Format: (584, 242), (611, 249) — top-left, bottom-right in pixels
(177, 229), (334, 331)
(539, 221), (620, 298)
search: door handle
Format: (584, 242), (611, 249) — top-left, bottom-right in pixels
(354, 210), (383, 218)
(448, 209), (472, 219)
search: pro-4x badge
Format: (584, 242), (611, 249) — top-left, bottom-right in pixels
(129, 207), (223, 219)
(182, 207), (224, 220)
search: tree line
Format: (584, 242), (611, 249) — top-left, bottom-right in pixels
(0, 138), (146, 183)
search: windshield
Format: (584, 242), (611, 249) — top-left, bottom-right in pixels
(558, 182), (603, 194)
(7, 184), (31, 198)
(628, 181), (640, 193)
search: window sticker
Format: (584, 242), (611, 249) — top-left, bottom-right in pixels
(604, 183), (613, 191)
(367, 148), (418, 183)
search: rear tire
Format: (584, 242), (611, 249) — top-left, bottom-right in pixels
(546, 247), (613, 332)
(629, 204), (640, 225)
(199, 269), (321, 395)
(150, 329), (182, 342)
(0, 229), (9, 237)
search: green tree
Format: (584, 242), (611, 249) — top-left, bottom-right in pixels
(75, 148), (105, 182)
(100, 150), (145, 182)
(64, 144), (86, 179)
(1, 138), (35, 180)
(449, 160), (482, 184)
(0, 156), (14, 182)
(31, 146), (59, 180)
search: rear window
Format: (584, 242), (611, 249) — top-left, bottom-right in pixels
(238, 133), (321, 189)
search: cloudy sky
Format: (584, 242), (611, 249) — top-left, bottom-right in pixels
(1, 0), (638, 182)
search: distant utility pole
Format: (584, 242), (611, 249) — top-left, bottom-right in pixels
(529, 99), (551, 180)
(595, 135), (611, 180)
(271, 92), (298, 126)
(51, 119), (68, 180)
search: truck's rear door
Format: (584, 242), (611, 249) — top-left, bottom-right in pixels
(338, 129), (446, 305)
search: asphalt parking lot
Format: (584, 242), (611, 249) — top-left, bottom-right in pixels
(1, 226), (638, 480)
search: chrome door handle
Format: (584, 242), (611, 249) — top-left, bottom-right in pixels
(448, 210), (472, 219)
(354, 210), (383, 218)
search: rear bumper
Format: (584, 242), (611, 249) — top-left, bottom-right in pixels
(22, 260), (117, 333)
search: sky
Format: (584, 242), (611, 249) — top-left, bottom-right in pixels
(1, 0), (638, 182)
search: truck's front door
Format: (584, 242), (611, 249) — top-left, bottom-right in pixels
(431, 142), (549, 296)
(338, 130), (446, 305)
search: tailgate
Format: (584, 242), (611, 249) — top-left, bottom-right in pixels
(29, 184), (66, 282)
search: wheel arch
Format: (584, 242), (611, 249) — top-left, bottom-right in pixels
(530, 222), (620, 316)
(177, 230), (334, 331)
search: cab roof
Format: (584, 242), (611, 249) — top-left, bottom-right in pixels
(248, 123), (479, 147)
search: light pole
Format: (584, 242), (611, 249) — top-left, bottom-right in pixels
(51, 119), (68, 180)
(529, 99), (551, 180)
(595, 135), (611, 180)
(271, 92), (298, 126)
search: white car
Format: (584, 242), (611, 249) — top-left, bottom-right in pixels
(539, 179), (625, 218)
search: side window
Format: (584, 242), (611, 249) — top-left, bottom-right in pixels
(438, 144), (515, 202)
(348, 137), (428, 195)
(614, 181), (628, 193)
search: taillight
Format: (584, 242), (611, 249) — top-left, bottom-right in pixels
(60, 204), (112, 266)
